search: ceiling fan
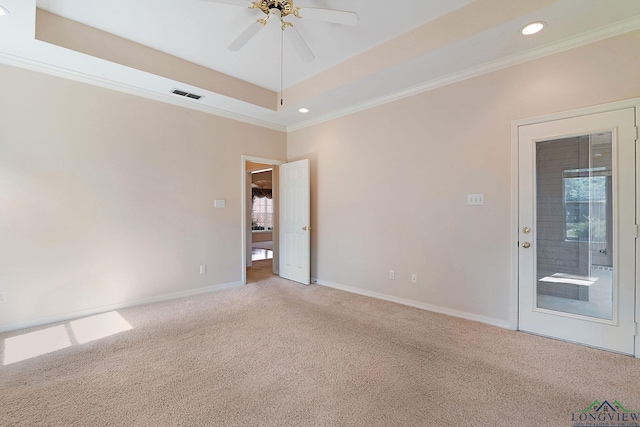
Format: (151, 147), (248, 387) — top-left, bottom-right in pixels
(199, 0), (359, 62)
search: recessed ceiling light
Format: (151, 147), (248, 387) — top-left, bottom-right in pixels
(0, 6), (10, 16)
(521, 22), (545, 35)
(298, 108), (309, 113)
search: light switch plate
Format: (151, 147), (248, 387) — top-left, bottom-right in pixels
(467, 194), (485, 205)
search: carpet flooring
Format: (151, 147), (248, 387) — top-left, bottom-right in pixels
(1, 274), (639, 426)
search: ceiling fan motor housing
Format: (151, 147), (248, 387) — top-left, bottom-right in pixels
(252, 0), (297, 18)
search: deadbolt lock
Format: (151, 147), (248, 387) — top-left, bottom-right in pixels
(522, 227), (531, 234)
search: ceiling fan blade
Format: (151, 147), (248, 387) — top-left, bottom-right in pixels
(297, 8), (358, 26)
(197, 0), (248, 6)
(284, 25), (315, 62)
(228, 20), (265, 51)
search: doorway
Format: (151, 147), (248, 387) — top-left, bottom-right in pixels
(242, 157), (285, 285)
(516, 106), (637, 355)
(241, 156), (311, 286)
(250, 167), (274, 262)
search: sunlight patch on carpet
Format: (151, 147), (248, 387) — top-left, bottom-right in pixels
(3, 311), (132, 365)
(70, 311), (133, 344)
(3, 325), (71, 365)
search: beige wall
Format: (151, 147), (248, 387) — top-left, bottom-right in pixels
(287, 30), (640, 326)
(2, 29), (639, 332)
(0, 64), (286, 331)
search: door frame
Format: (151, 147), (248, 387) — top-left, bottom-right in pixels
(510, 98), (640, 357)
(241, 155), (286, 285)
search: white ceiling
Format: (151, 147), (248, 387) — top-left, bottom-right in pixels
(1, 0), (640, 131)
(36, 0), (475, 91)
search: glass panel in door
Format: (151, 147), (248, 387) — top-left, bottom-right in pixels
(535, 132), (613, 320)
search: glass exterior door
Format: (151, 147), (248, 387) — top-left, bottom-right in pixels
(518, 108), (636, 355)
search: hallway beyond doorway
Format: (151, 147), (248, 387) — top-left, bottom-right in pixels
(247, 259), (275, 283)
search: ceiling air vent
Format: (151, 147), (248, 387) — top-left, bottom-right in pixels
(172, 89), (202, 100)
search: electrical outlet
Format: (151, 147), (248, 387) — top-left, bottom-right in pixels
(411, 274), (418, 284)
(199, 265), (207, 274)
(0, 292), (7, 303)
(389, 270), (395, 280)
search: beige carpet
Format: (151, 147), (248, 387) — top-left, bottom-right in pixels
(1, 275), (640, 426)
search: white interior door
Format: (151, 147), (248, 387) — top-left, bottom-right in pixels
(279, 159), (310, 285)
(518, 108), (637, 355)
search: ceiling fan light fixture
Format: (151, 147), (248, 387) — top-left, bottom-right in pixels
(0, 5), (10, 16)
(252, 0), (297, 18)
(521, 22), (545, 35)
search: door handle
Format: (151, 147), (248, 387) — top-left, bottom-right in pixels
(522, 242), (531, 249)
(302, 226), (311, 231)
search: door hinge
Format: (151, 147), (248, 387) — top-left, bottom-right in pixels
(635, 322), (639, 336)
(635, 224), (639, 239)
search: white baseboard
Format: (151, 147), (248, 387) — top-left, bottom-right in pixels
(0, 281), (244, 334)
(314, 278), (511, 330)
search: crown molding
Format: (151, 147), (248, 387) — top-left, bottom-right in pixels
(286, 16), (640, 133)
(0, 53), (288, 133)
(2, 13), (639, 135)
